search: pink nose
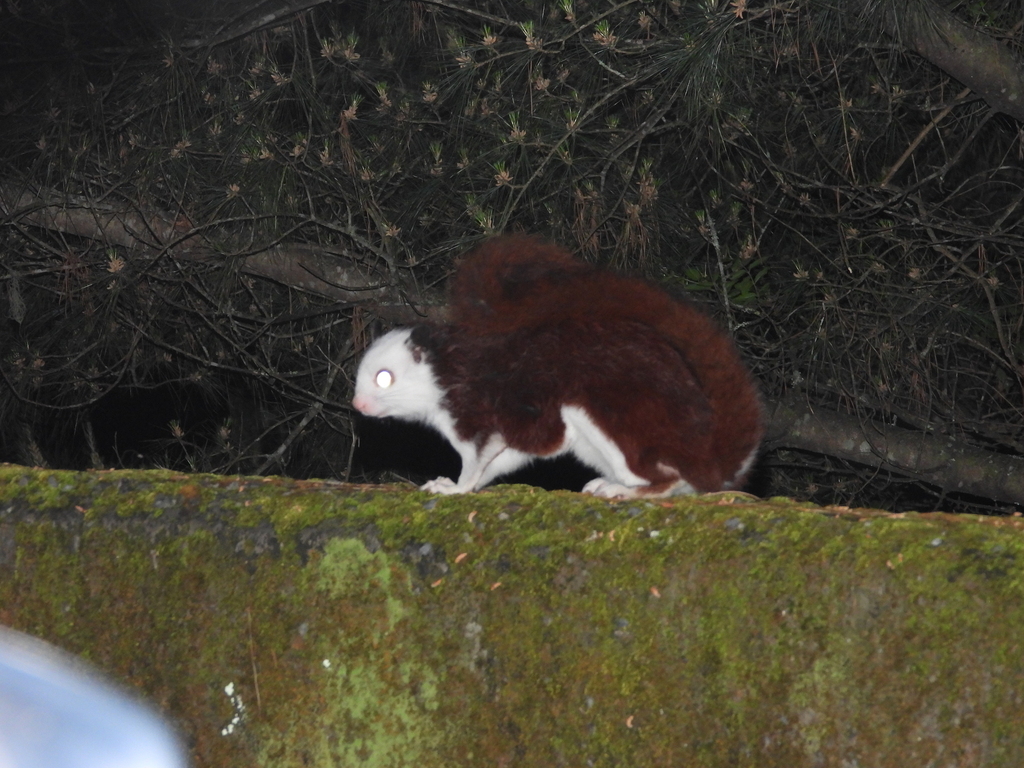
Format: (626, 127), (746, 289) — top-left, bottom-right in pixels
(352, 394), (376, 415)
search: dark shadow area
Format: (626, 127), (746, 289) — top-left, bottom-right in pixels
(90, 384), (224, 468)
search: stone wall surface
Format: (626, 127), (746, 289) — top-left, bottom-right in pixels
(1, 463), (1022, 767)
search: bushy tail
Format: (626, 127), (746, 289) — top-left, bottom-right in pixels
(448, 235), (763, 488)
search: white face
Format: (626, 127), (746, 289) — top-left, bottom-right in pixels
(351, 328), (444, 421)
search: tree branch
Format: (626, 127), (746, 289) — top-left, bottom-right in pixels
(0, 182), (439, 313)
(766, 395), (1024, 508)
(902, 2), (1024, 121)
(179, 0), (333, 49)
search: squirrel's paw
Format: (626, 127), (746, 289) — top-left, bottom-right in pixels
(582, 478), (640, 499)
(420, 476), (463, 495)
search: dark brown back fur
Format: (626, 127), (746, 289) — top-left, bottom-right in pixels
(447, 234), (763, 488)
(412, 319), (723, 491)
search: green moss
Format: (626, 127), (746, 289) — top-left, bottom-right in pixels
(3, 465), (1024, 766)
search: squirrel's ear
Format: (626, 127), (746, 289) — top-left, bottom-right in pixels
(408, 324), (449, 364)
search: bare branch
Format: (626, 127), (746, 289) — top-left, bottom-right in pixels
(766, 396), (1024, 507)
(0, 183), (186, 250)
(903, 2), (1024, 121)
(0, 182), (434, 310)
(179, 0), (332, 49)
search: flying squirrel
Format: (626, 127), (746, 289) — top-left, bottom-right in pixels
(352, 234), (763, 498)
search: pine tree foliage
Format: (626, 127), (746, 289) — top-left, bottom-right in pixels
(0, 0), (1022, 512)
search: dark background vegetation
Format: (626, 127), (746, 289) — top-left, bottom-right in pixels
(1, 0), (1023, 514)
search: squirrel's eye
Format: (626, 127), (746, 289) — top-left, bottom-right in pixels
(375, 369), (394, 388)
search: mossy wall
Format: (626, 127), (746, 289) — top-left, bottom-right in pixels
(1, 463), (1023, 766)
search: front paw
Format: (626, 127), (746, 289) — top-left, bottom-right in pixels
(582, 478), (639, 499)
(420, 476), (462, 495)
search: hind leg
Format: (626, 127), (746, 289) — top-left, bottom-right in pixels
(560, 406), (649, 493)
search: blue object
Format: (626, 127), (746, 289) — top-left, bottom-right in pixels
(0, 626), (187, 768)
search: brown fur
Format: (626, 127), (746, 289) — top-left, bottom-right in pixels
(446, 234), (763, 489)
(411, 319), (721, 491)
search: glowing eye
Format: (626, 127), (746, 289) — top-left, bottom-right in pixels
(375, 369), (394, 388)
